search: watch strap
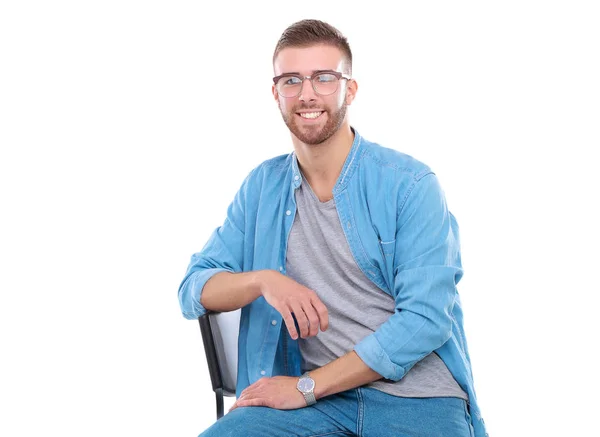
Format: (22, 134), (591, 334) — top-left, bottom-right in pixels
(303, 390), (316, 406)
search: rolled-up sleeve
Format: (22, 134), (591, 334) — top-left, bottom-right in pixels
(177, 171), (254, 320)
(354, 172), (463, 380)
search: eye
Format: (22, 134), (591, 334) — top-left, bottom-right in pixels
(315, 73), (336, 83)
(283, 76), (301, 86)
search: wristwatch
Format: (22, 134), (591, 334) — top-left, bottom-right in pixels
(296, 372), (316, 406)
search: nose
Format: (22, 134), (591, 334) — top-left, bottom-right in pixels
(298, 77), (317, 102)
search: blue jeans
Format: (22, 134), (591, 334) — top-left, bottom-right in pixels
(199, 388), (474, 437)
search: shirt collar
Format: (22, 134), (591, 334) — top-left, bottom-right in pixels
(290, 127), (363, 193)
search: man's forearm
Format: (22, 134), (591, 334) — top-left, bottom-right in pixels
(200, 271), (263, 312)
(311, 351), (382, 399)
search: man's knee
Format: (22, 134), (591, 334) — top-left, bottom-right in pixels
(198, 407), (277, 437)
(197, 405), (342, 437)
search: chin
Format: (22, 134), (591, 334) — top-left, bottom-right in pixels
(293, 128), (333, 145)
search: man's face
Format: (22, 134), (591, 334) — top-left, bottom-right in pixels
(272, 45), (356, 145)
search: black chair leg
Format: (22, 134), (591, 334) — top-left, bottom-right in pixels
(216, 387), (224, 419)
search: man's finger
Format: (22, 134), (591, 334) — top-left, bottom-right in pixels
(311, 296), (329, 331)
(281, 310), (299, 340)
(236, 398), (267, 408)
(303, 304), (320, 337)
(290, 302), (309, 338)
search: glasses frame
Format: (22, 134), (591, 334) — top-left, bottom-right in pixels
(272, 70), (352, 98)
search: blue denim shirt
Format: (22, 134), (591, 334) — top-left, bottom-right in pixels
(178, 129), (487, 436)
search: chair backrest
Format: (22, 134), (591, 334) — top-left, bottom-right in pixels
(206, 310), (240, 396)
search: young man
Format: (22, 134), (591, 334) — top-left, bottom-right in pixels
(179, 19), (487, 437)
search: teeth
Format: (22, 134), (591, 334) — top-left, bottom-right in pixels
(299, 112), (322, 119)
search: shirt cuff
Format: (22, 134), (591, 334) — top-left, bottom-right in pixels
(179, 268), (230, 320)
(354, 334), (406, 381)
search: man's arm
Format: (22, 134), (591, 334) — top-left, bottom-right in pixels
(231, 351), (381, 411)
(310, 351), (380, 398)
(178, 168), (328, 334)
(199, 271), (263, 312)
(353, 172), (462, 381)
(202, 270), (329, 340)
(178, 169), (253, 320)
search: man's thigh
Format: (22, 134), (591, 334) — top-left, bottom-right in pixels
(199, 391), (358, 437)
(360, 388), (474, 437)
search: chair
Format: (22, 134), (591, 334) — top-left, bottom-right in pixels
(198, 309), (241, 419)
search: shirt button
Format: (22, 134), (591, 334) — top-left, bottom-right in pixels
(286, 210), (291, 216)
(294, 175), (300, 181)
(279, 266), (283, 271)
(271, 320), (277, 325)
(260, 370), (266, 376)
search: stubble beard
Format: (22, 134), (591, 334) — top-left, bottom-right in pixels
(281, 100), (348, 146)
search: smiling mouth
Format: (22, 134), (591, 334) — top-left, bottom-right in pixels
(298, 111), (324, 119)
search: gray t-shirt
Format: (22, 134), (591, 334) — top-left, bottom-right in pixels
(286, 178), (468, 400)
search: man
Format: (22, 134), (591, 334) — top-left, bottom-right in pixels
(179, 19), (487, 437)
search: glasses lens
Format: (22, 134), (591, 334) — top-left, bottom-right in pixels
(313, 73), (339, 96)
(277, 76), (302, 97)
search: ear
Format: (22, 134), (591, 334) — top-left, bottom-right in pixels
(272, 84), (280, 107)
(345, 79), (358, 105)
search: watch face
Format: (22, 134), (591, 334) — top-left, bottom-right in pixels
(297, 377), (315, 392)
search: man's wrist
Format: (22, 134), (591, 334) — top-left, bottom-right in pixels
(309, 351), (382, 400)
(297, 372), (317, 406)
(249, 270), (267, 299)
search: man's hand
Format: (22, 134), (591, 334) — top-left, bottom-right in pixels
(229, 376), (307, 412)
(258, 270), (328, 340)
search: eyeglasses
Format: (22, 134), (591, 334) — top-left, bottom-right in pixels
(273, 70), (351, 98)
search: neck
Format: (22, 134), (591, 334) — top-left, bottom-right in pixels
(292, 123), (354, 201)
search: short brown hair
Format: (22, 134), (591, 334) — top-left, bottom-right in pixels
(273, 19), (352, 75)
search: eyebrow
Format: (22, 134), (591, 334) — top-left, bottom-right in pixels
(279, 69), (337, 76)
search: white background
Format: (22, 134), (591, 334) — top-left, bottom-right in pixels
(1, 1), (599, 436)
